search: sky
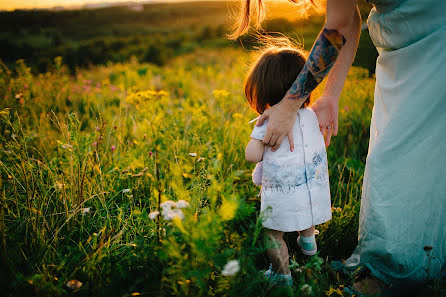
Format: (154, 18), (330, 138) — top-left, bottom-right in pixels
(0, 0), (230, 11)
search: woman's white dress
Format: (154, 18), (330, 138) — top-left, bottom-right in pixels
(343, 0), (446, 285)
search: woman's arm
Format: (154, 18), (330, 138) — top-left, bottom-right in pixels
(312, 5), (361, 147)
(256, 0), (358, 151)
(245, 138), (265, 163)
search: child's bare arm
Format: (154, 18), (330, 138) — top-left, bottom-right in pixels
(245, 138), (265, 163)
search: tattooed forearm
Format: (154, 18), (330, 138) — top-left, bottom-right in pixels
(286, 28), (346, 101)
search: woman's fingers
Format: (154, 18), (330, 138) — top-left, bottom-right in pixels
(334, 118), (339, 136)
(268, 134), (280, 148)
(256, 110), (270, 127)
(288, 131), (294, 152)
(271, 135), (285, 152)
(263, 130), (272, 146)
(320, 125), (327, 137)
(325, 126), (333, 147)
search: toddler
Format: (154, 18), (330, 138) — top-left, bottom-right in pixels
(244, 46), (332, 287)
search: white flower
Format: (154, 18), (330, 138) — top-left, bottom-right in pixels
(149, 211), (159, 220)
(175, 200), (190, 208)
(163, 210), (175, 221)
(222, 259), (240, 276)
(161, 207), (171, 217)
(62, 144), (72, 149)
(160, 200), (176, 209)
(171, 209), (184, 219)
(197, 157), (204, 162)
(188, 153), (197, 157)
(300, 284), (312, 295)
(81, 207), (90, 215)
(314, 229), (320, 235)
(163, 208), (184, 221)
(123, 188), (131, 193)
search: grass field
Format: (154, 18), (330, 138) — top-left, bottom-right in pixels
(1, 45), (375, 295)
(1, 1), (442, 296)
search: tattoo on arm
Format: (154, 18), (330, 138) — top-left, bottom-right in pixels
(286, 28), (346, 101)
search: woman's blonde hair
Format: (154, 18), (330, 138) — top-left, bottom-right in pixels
(228, 0), (317, 40)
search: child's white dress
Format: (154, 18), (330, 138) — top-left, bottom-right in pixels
(251, 107), (331, 232)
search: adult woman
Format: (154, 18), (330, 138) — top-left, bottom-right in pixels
(233, 0), (446, 293)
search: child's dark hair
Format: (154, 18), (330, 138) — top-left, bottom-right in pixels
(245, 46), (310, 114)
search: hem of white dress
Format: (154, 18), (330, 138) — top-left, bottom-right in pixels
(262, 216), (332, 233)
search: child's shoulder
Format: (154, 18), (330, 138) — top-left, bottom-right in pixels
(250, 118), (268, 141)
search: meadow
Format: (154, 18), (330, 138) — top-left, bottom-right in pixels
(1, 1), (442, 296)
(1, 47), (375, 296)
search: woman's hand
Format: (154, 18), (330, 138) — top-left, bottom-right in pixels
(311, 96), (339, 147)
(256, 98), (302, 152)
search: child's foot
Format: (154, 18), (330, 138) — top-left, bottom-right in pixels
(263, 263), (293, 287)
(297, 235), (317, 256)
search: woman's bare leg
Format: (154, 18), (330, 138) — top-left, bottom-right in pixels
(265, 229), (290, 274)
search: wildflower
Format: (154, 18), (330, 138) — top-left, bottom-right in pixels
(175, 200), (190, 208)
(161, 207), (172, 217)
(111, 145), (116, 152)
(314, 229), (320, 235)
(81, 208), (90, 215)
(222, 260), (240, 276)
(197, 157), (204, 162)
(149, 211), (160, 220)
(163, 208), (184, 221)
(344, 106), (349, 112)
(123, 188), (131, 193)
(148, 151), (153, 157)
(92, 141), (97, 146)
(62, 144), (72, 149)
(163, 210), (175, 220)
(300, 284), (312, 295)
(160, 200), (176, 209)
(189, 153), (197, 157)
(171, 209), (184, 220)
(96, 126), (100, 131)
(219, 197), (238, 221)
(66, 279), (83, 290)
(232, 113), (243, 119)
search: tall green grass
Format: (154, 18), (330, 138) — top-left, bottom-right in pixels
(0, 48), (381, 296)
